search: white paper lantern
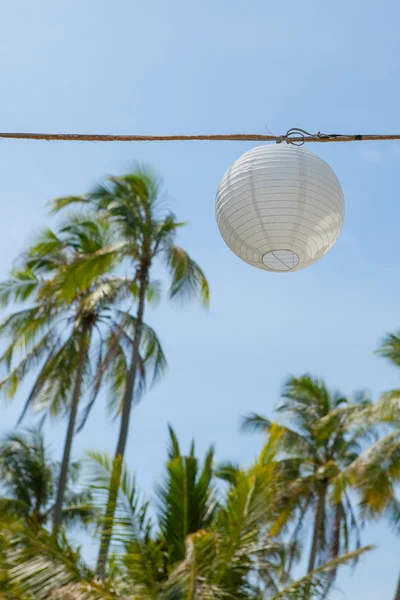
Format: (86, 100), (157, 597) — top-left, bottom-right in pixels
(216, 145), (344, 272)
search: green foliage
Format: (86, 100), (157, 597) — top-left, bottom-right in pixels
(0, 212), (167, 424)
(52, 168), (211, 574)
(50, 167), (210, 310)
(242, 374), (374, 595)
(0, 427), (374, 600)
(156, 427), (217, 566)
(1, 164), (398, 600)
(343, 333), (400, 536)
(0, 429), (94, 530)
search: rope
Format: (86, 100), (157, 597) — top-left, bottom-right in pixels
(0, 130), (400, 144)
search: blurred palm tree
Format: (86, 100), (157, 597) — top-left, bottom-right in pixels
(242, 374), (373, 597)
(51, 167), (209, 576)
(0, 428), (92, 531)
(155, 425), (217, 567)
(0, 213), (165, 533)
(1, 427), (372, 600)
(344, 332), (400, 600)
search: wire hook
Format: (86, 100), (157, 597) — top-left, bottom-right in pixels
(276, 128), (332, 146)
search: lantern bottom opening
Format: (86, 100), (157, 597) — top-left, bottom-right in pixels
(262, 250), (299, 272)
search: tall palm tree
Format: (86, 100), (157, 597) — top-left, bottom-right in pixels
(242, 374), (373, 595)
(343, 427), (400, 600)
(51, 167), (210, 576)
(344, 331), (400, 600)
(0, 213), (165, 533)
(1, 427), (372, 600)
(0, 428), (92, 531)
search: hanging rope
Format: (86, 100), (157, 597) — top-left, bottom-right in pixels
(0, 130), (399, 144)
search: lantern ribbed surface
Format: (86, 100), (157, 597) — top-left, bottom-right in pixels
(216, 145), (345, 272)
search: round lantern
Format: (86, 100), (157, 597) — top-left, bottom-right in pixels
(215, 145), (344, 272)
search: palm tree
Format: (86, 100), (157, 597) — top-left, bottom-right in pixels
(0, 428), (92, 531)
(51, 167), (209, 576)
(0, 213), (165, 534)
(87, 426), (217, 579)
(1, 427), (372, 600)
(155, 425), (217, 568)
(343, 331), (400, 600)
(242, 374), (373, 595)
(344, 428), (400, 600)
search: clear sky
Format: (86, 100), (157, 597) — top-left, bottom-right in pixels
(1, 1), (400, 597)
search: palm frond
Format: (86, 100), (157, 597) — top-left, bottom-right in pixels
(0, 269), (41, 307)
(5, 529), (112, 600)
(215, 461), (240, 485)
(278, 375), (333, 423)
(167, 424), (181, 460)
(52, 242), (127, 303)
(166, 245), (210, 307)
(49, 194), (90, 214)
(0, 429), (55, 524)
(24, 333), (81, 419)
(85, 451), (148, 545)
(85, 451), (165, 594)
(376, 331), (400, 368)
(115, 311), (168, 391)
(240, 413), (272, 434)
(0, 305), (59, 372)
(271, 546), (373, 600)
(0, 327), (60, 402)
(156, 436), (216, 566)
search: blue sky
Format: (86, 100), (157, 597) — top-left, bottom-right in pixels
(1, 1), (400, 597)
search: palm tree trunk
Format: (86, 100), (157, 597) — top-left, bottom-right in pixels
(307, 481), (328, 574)
(52, 334), (88, 533)
(393, 573), (400, 600)
(96, 270), (148, 578)
(321, 502), (342, 599)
